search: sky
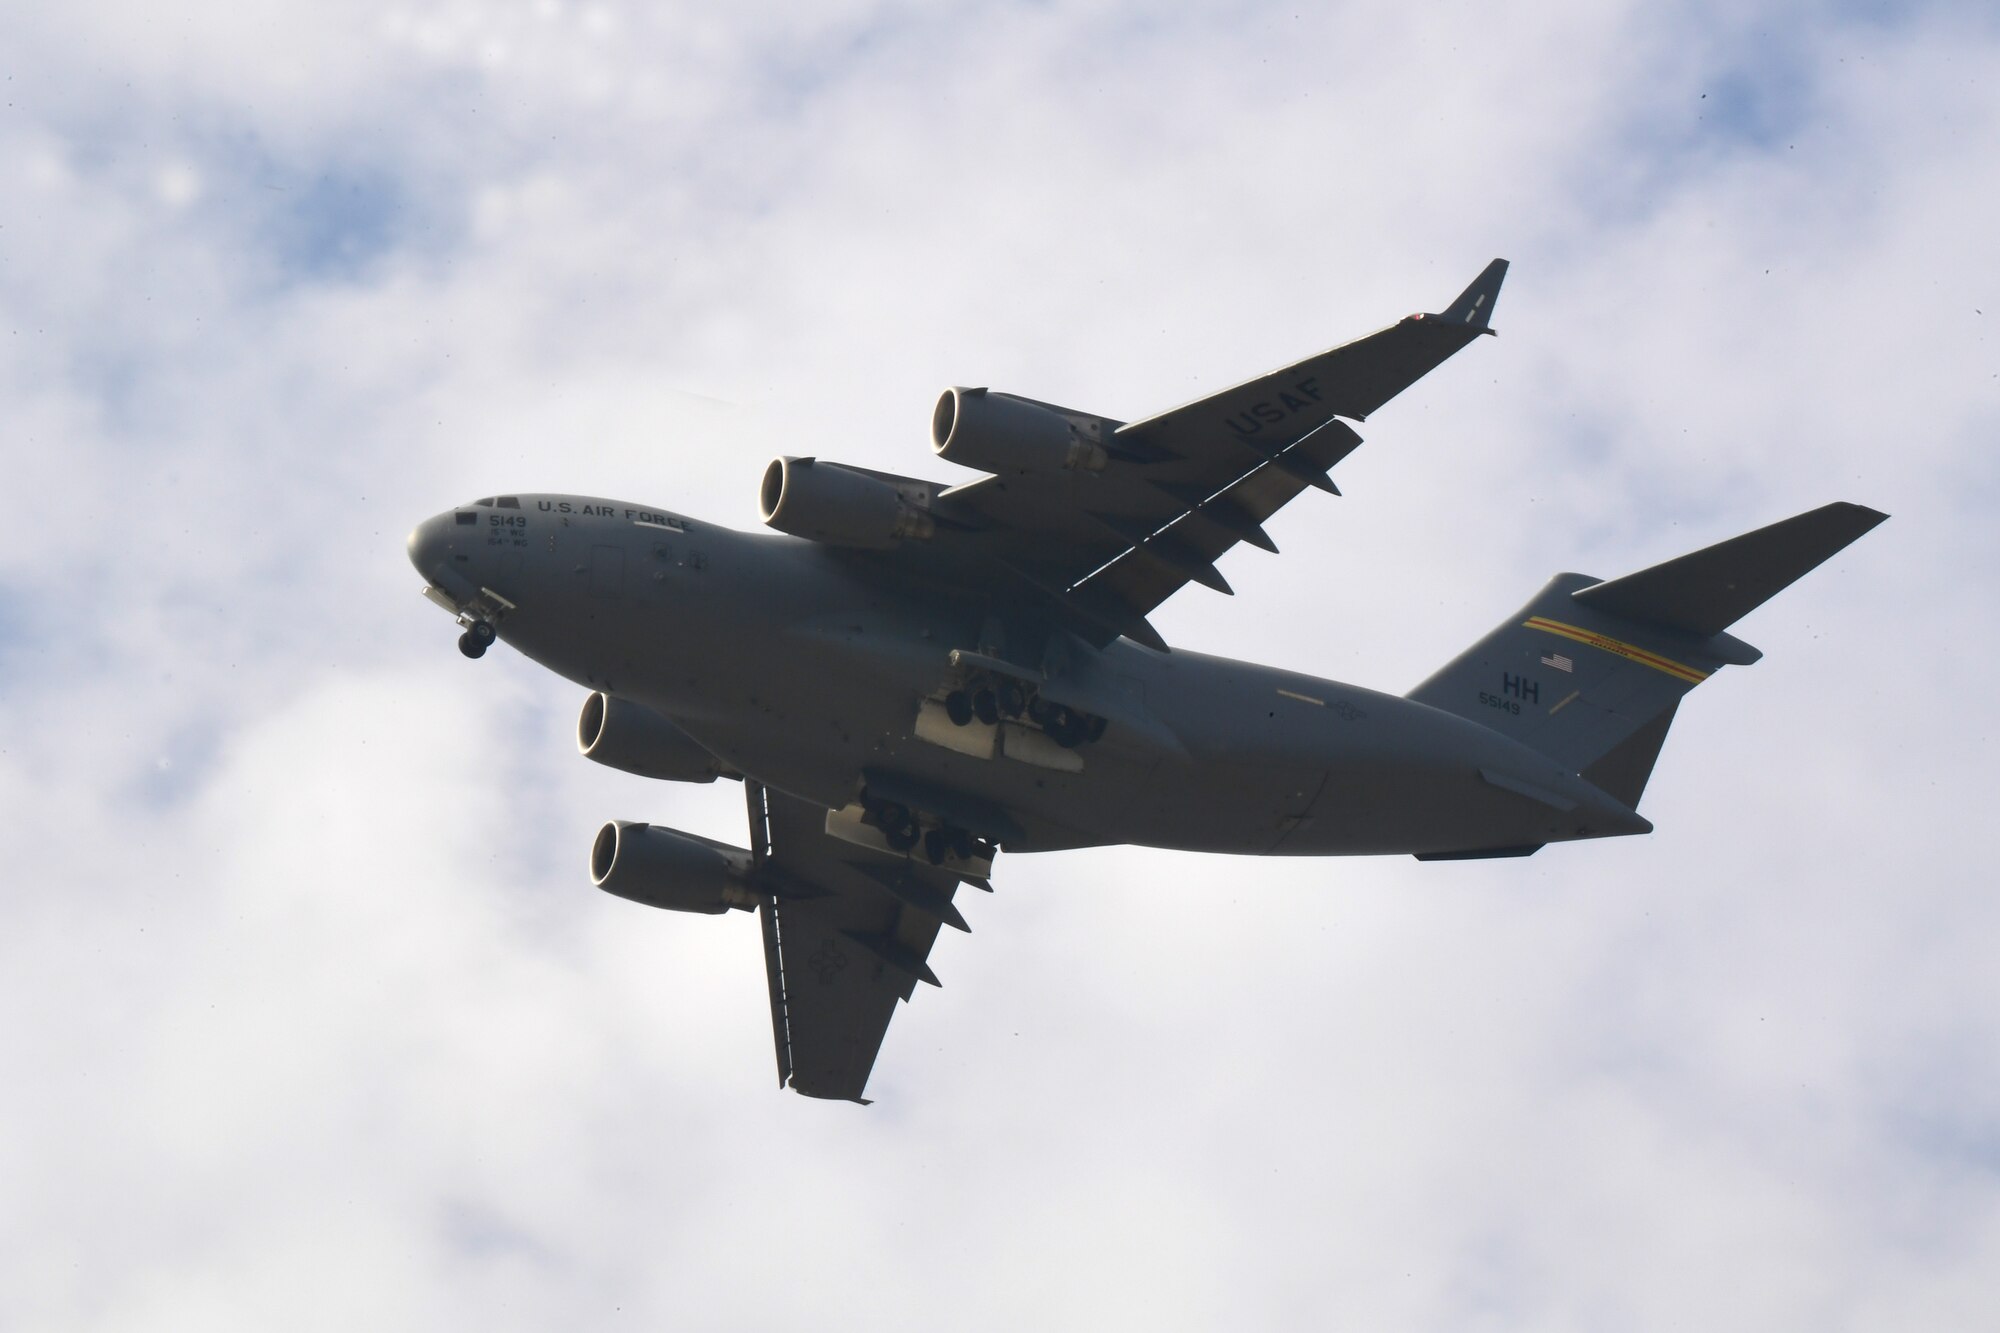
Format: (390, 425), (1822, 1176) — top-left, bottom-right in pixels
(3, 1), (1997, 1328)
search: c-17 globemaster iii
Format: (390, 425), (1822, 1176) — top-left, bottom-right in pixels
(407, 260), (1885, 1102)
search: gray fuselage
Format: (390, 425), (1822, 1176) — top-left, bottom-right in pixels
(408, 495), (1645, 857)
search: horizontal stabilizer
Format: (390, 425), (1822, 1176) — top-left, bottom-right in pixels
(1573, 502), (1887, 638)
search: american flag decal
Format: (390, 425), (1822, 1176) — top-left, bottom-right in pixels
(1541, 652), (1574, 673)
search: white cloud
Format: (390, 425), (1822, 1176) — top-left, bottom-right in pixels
(2, 1), (1997, 1328)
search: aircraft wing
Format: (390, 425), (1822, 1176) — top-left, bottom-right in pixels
(931, 260), (1507, 649)
(746, 780), (979, 1102)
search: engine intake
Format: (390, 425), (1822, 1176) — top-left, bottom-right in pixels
(589, 821), (759, 914)
(577, 692), (725, 783)
(759, 456), (934, 548)
(931, 387), (1108, 475)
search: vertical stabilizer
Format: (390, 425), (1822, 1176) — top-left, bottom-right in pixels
(1408, 503), (1885, 801)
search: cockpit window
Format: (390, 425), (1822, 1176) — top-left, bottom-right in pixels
(497, 496), (521, 509)
(476, 498), (495, 507)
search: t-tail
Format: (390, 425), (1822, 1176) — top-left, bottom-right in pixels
(1408, 502), (1887, 814)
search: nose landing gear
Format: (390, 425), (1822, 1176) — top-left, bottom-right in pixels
(457, 619), (497, 659)
(423, 581), (512, 661)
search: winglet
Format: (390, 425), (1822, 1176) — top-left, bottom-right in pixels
(1439, 258), (1509, 332)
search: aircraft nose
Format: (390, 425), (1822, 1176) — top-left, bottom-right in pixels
(407, 512), (456, 581)
(406, 510), (486, 608)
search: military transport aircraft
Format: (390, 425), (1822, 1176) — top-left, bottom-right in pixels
(407, 259), (1884, 1102)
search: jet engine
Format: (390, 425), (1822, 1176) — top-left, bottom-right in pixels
(577, 692), (725, 783)
(589, 820), (760, 914)
(931, 386), (1108, 475)
(758, 456), (935, 548)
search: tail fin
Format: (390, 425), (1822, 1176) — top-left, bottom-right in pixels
(1408, 503), (1886, 806)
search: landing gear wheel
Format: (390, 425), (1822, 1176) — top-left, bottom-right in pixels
(468, 620), (497, 647)
(874, 800), (920, 851)
(458, 631), (488, 659)
(944, 691), (974, 726)
(949, 827), (975, 861)
(971, 687), (1000, 726)
(923, 828), (949, 866)
(997, 680), (1027, 718)
(1047, 706), (1087, 748)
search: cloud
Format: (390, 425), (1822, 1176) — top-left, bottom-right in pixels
(3, 1), (1997, 1328)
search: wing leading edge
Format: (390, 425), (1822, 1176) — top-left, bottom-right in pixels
(929, 260), (1508, 644)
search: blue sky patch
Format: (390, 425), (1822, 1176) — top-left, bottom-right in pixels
(263, 167), (410, 281)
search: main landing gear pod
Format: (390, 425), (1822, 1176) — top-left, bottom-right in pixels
(850, 793), (998, 870)
(941, 676), (1105, 748)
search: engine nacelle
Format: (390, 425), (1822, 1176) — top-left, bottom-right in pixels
(577, 692), (725, 783)
(589, 820), (759, 914)
(931, 386), (1108, 475)
(758, 456), (935, 548)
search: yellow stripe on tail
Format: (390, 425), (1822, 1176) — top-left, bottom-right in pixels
(1522, 617), (1709, 684)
